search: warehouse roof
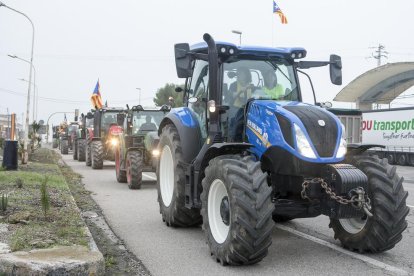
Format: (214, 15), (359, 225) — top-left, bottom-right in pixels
(334, 62), (414, 104)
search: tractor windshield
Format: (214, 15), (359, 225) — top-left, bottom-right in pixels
(131, 111), (164, 134)
(222, 59), (298, 107)
(102, 112), (118, 133)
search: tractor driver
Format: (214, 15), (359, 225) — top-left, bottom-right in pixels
(228, 66), (254, 141)
(139, 115), (157, 132)
(263, 69), (284, 99)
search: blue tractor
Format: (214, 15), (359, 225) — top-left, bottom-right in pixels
(156, 34), (409, 265)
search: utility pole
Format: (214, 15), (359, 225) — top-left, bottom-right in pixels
(370, 44), (388, 67)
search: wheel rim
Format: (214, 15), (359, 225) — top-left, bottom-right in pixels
(159, 145), (174, 207)
(208, 179), (230, 244)
(339, 216), (368, 234)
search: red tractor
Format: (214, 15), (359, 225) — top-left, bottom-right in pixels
(84, 107), (125, 169)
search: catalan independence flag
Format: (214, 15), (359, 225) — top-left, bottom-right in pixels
(90, 80), (103, 109)
(273, 1), (288, 24)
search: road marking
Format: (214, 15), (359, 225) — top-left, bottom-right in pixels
(143, 173), (157, 181)
(274, 224), (409, 276)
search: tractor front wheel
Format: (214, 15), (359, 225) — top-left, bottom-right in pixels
(78, 139), (86, 162)
(73, 140), (78, 160)
(91, 140), (104, 169)
(201, 155), (274, 265)
(330, 154), (409, 253)
(61, 140), (69, 155)
(157, 124), (201, 227)
(85, 143), (92, 166)
(126, 151), (141, 189)
(115, 147), (127, 183)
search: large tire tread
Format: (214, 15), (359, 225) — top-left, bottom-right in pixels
(127, 151), (142, 189)
(91, 140), (104, 169)
(78, 139), (86, 162)
(330, 154), (409, 253)
(61, 140), (69, 155)
(201, 155), (274, 265)
(157, 124), (201, 227)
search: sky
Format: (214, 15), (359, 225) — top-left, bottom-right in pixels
(1, 0), (414, 129)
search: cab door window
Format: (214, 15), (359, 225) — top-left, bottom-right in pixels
(188, 60), (209, 139)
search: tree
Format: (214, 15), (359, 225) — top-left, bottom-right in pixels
(153, 83), (184, 107)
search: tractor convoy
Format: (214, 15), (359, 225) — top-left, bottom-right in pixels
(53, 33), (409, 267)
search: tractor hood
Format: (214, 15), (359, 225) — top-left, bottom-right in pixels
(246, 100), (345, 163)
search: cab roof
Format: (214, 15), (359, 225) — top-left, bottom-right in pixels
(190, 41), (307, 59)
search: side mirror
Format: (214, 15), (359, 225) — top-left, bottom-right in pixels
(175, 87), (183, 93)
(330, 54), (342, 85)
(117, 113), (125, 126)
(175, 43), (193, 78)
(86, 112), (94, 119)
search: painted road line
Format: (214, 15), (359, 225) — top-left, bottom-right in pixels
(143, 173), (157, 181)
(407, 205), (414, 209)
(275, 224), (409, 276)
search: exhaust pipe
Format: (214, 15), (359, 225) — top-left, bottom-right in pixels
(203, 33), (219, 127)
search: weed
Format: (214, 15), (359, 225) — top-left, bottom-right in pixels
(40, 176), (50, 218)
(1, 193), (8, 212)
(105, 255), (117, 268)
(16, 178), (23, 188)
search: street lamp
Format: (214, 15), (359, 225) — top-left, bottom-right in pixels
(18, 78), (37, 122)
(136, 88), (141, 105)
(1, 1), (35, 164)
(10, 55), (37, 121)
(232, 30), (242, 46)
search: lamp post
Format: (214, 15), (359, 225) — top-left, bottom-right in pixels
(9, 55), (37, 122)
(1, 1), (35, 164)
(136, 88), (141, 105)
(18, 78), (37, 122)
(232, 30), (242, 46)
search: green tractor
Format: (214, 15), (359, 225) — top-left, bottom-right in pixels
(52, 125), (60, 149)
(74, 111), (94, 162)
(59, 122), (78, 155)
(86, 107), (124, 169)
(114, 105), (170, 189)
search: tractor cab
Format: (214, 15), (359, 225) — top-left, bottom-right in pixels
(125, 105), (170, 135)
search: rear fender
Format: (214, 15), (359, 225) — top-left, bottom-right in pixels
(346, 143), (385, 156)
(158, 107), (202, 163)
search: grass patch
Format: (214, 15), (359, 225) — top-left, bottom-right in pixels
(0, 149), (88, 252)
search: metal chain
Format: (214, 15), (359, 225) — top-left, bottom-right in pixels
(301, 178), (373, 217)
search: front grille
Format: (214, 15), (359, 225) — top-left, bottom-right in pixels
(133, 136), (144, 147)
(276, 114), (294, 148)
(284, 106), (338, 157)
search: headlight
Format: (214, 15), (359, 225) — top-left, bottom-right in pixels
(152, 149), (160, 156)
(294, 124), (316, 159)
(336, 123), (347, 158)
(110, 138), (118, 146)
(207, 100), (216, 113)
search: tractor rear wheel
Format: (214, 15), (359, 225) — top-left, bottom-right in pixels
(201, 155), (274, 265)
(91, 140), (104, 169)
(78, 139), (86, 162)
(330, 154), (409, 253)
(157, 124), (201, 227)
(126, 151), (142, 189)
(61, 140), (69, 155)
(115, 147), (127, 183)
(73, 140), (78, 160)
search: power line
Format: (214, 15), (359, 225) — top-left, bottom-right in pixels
(369, 44), (388, 67)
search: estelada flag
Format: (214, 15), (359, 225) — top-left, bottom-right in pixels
(91, 80), (103, 109)
(273, 1), (288, 24)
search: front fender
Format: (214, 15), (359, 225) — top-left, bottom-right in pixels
(346, 143), (385, 156)
(158, 107), (202, 163)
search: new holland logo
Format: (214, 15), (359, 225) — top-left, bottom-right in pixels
(318, 120), (326, 127)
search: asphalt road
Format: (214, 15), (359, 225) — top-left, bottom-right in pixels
(62, 154), (414, 276)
